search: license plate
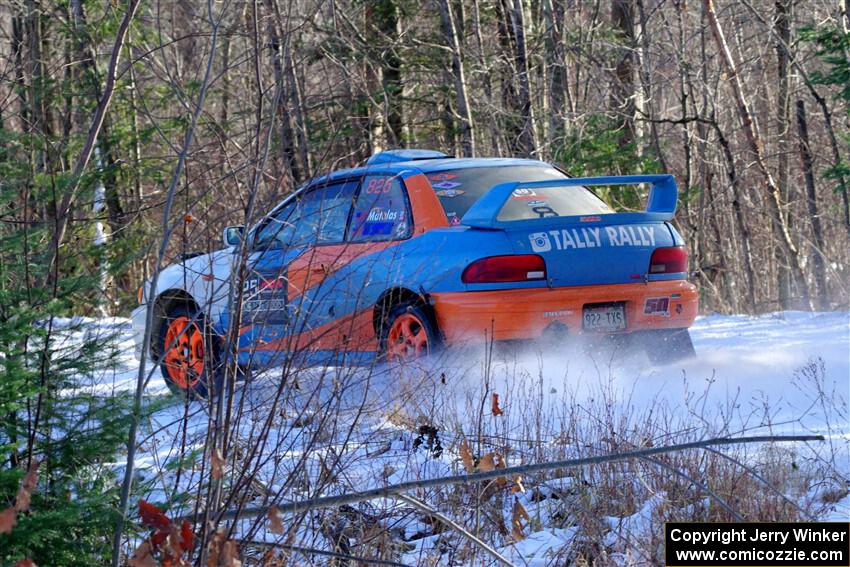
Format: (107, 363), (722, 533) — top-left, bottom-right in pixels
(582, 303), (626, 331)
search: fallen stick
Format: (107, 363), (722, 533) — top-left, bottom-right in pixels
(178, 433), (823, 523)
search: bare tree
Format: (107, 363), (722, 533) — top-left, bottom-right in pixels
(437, 0), (475, 157)
(704, 0), (811, 310)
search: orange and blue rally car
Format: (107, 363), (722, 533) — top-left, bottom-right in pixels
(132, 149), (698, 396)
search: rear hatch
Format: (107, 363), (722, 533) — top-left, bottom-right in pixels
(460, 174), (683, 287)
(506, 217), (673, 286)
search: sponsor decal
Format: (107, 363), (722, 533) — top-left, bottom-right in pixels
(526, 200), (548, 207)
(259, 277), (286, 291)
(544, 310), (571, 318)
(528, 225), (657, 252)
(511, 188), (538, 200)
(604, 225), (656, 247)
(436, 188), (465, 197)
(366, 208), (401, 221)
(644, 297), (670, 316)
(450, 215), (461, 226)
(432, 180), (462, 190)
(580, 216), (602, 222)
(242, 274), (289, 324)
(428, 172), (457, 182)
(529, 232), (552, 252)
(362, 221), (394, 236)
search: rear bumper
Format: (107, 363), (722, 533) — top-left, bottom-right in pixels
(431, 280), (698, 343)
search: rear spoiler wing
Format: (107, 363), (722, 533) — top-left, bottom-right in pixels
(460, 174), (678, 229)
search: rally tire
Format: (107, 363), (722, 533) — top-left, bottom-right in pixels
(380, 302), (442, 362)
(158, 304), (222, 399)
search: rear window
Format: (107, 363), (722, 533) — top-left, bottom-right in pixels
(427, 165), (613, 224)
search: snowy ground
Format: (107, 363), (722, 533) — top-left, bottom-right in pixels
(66, 311), (849, 565)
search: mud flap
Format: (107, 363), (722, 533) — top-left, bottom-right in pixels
(632, 328), (696, 364)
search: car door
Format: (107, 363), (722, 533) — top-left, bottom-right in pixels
(238, 180), (358, 355)
(285, 173), (413, 353)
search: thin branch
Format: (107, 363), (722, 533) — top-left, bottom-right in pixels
(395, 493), (514, 567)
(242, 539), (410, 566)
(640, 456), (744, 520)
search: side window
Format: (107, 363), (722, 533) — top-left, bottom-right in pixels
(294, 181), (357, 245)
(253, 200), (297, 249)
(348, 175), (411, 242)
(253, 181), (356, 248)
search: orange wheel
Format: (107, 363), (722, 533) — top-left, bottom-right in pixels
(162, 315), (205, 390)
(383, 303), (439, 361)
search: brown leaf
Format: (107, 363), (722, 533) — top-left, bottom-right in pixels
(268, 506), (284, 535)
(512, 475), (525, 494)
(139, 500), (171, 532)
(0, 507), (17, 534)
(478, 453), (496, 472)
(165, 523), (192, 564)
(14, 462), (38, 513)
(13, 490), (30, 514)
(179, 521), (194, 553)
(458, 442), (475, 473)
(128, 540), (158, 567)
(491, 392), (503, 416)
(20, 463), (37, 492)
(206, 529), (226, 567)
(211, 447), (225, 480)
(13, 560), (37, 567)
(221, 540), (242, 567)
(511, 499), (530, 542)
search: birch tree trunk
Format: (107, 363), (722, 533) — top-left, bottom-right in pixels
(774, 0), (792, 308)
(374, 0), (404, 147)
(471, 0), (502, 155)
(795, 100), (828, 310)
(704, 0), (811, 310)
(437, 0), (476, 157)
(508, 0), (538, 156)
(263, 0), (301, 184)
(543, 0), (570, 147)
(611, 0), (636, 147)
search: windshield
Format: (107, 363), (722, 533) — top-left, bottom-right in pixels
(427, 165), (613, 224)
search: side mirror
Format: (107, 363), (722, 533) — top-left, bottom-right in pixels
(223, 225), (244, 247)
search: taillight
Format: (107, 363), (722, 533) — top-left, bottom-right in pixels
(462, 255), (547, 283)
(649, 246), (688, 274)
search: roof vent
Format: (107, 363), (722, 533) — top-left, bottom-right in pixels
(366, 149), (451, 165)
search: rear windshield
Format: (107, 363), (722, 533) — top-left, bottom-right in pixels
(427, 165), (613, 225)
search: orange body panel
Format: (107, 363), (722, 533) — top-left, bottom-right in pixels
(431, 280), (698, 343)
(245, 307), (379, 353)
(287, 242), (394, 299)
(404, 173), (450, 233)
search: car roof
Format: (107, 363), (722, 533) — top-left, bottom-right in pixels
(311, 157), (551, 186)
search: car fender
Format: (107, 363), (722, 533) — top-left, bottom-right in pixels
(143, 248), (234, 329)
